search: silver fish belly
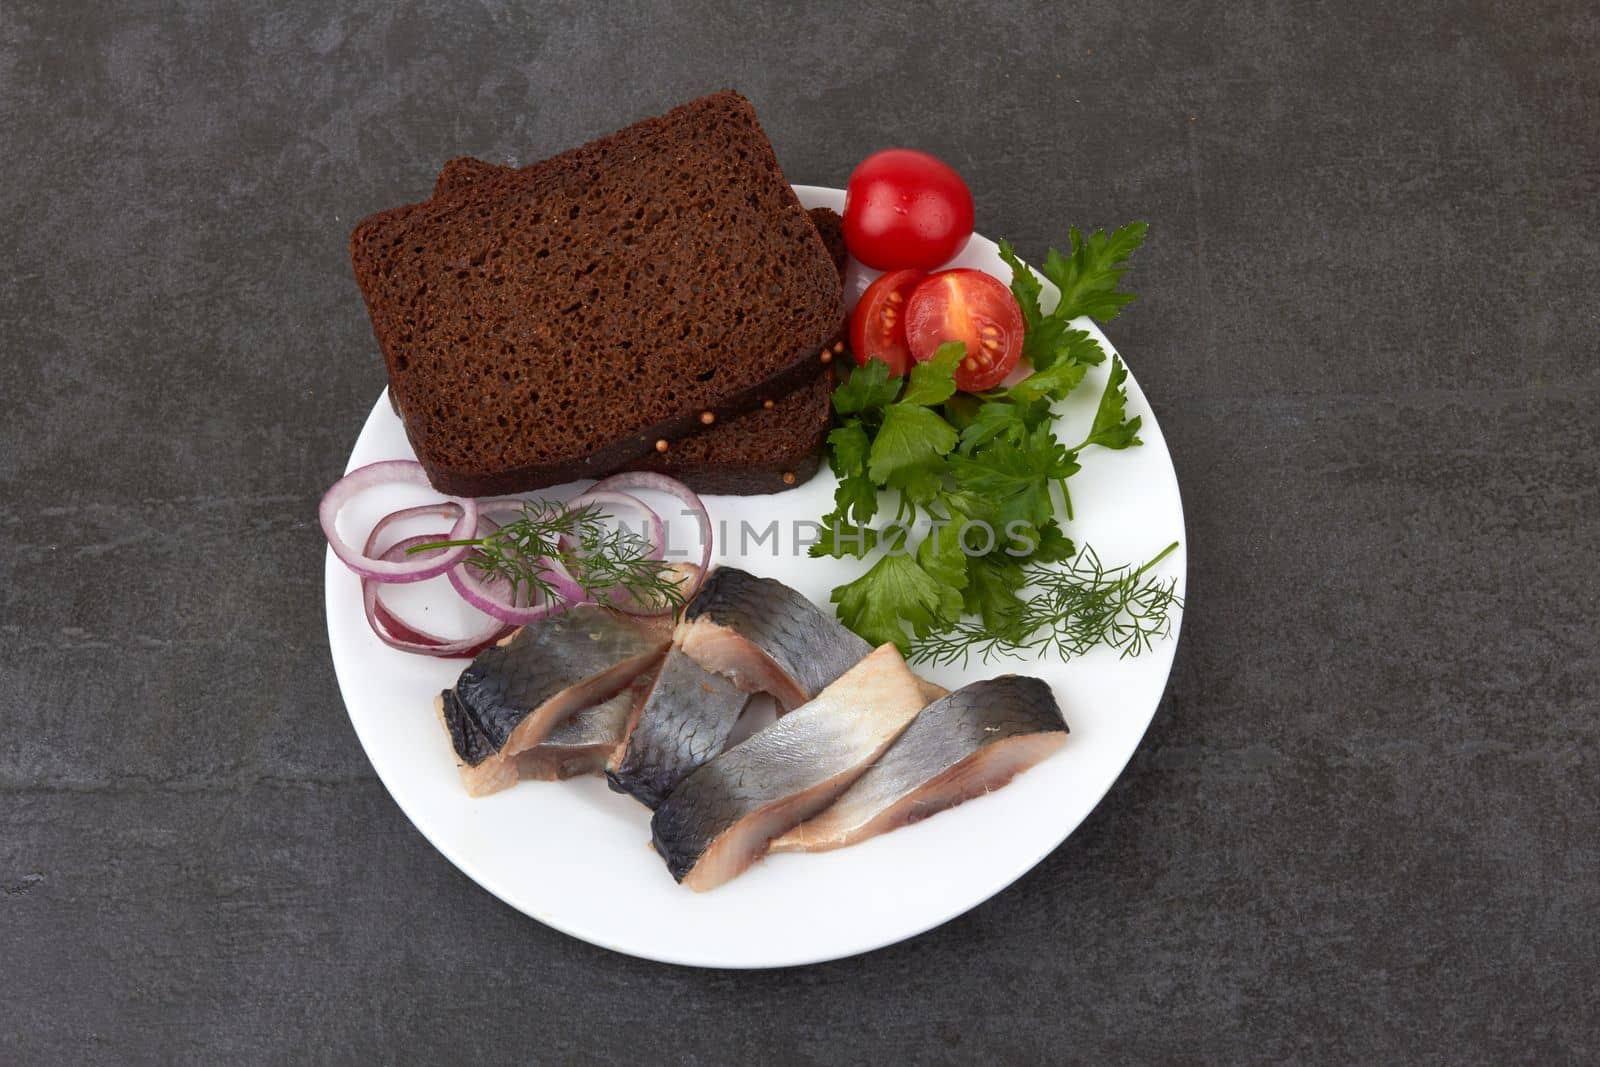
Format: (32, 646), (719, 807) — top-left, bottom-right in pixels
(516, 680), (646, 782)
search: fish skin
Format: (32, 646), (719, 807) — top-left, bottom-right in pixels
(436, 690), (519, 797)
(770, 676), (1067, 853)
(677, 567), (871, 711)
(607, 646), (750, 809)
(438, 688), (496, 768)
(650, 643), (927, 890)
(454, 604), (669, 756)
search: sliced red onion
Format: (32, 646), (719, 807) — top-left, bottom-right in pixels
(361, 533), (512, 658)
(563, 489), (666, 557)
(474, 497), (536, 520)
(364, 502), (473, 557)
(461, 491), (674, 619)
(321, 461), (478, 583)
(448, 558), (584, 626)
(326, 466), (713, 652)
(444, 501), (588, 628)
(586, 472), (712, 603)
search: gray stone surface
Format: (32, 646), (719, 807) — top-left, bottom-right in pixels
(2, 0), (1596, 1062)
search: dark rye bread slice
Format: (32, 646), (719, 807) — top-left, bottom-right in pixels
(434, 155), (851, 275)
(810, 204), (849, 275)
(623, 208), (844, 492)
(432, 158), (845, 493)
(621, 369), (835, 493)
(350, 91), (844, 497)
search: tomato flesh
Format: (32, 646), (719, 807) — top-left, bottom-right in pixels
(849, 269), (926, 377)
(843, 149), (975, 271)
(904, 269), (1025, 392)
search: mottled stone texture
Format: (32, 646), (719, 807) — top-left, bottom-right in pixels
(1, 1), (1596, 1063)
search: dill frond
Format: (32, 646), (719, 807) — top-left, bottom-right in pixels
(909, 542), (1182, 668)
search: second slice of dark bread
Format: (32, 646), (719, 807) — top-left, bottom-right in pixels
(809, 204), (849, 276)
(433, 158), (845, 494)
(620, 369), (835, 494)
(351, 91), (844, 497)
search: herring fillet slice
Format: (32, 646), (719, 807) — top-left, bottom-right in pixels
(455, 604), (669, 755)
(675, 567), (872, 711)
(439, 606), (669, 795)
(770, 676), (1068, 853)
(436, 690), (517, 797)
(437, 678), (651, 794)
(649, 643), (928, 891)
(606, 646), (750, 809)
(516, 679), (647, 781)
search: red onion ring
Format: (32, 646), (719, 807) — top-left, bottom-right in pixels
(321, 461), (479, 583)
(563, 489), (666, 557)
(586, 472), (713, 604)
(364, 501), (475, 558)
(447, 557), (584, 627)
(445, 502), (587, 626)
(360, 532), (512, 658)
(323, 465), (713, 652)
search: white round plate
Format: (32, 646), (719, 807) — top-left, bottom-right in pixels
(325, 185), (1186, 968)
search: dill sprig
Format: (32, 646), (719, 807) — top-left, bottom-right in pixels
(407, 499), (686, 614)
(908, 542), (1182, 668)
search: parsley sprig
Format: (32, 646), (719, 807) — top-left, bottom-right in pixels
(814, 221), (1178, 661)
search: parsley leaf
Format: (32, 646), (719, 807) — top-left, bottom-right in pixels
(898, 342), (964, 407)
(963, 552), (1028, 636)
(1002, 232), (1141, 367)
(897, 465), (946, 508)
(833, 472), (879, 526)
(1032, 521), (1078, 562)
(827, 421), (870, 477)
(998, 239), (1046, 334)
(993, 518), (1075, 561)
(957, 397), (1051, 455)
(948, 426), (1079, 530)
(1079, 355), (1144, 452)
(810, 514), (879, 559)
(826, 421), (878, 525)
(1024, 318), (1072, 370)
(867, 403), (958, 486)
(942, 392), (983, 431)
(1003, 360), (1088, 405)
(1041, 222), (1149, 324)
(832, 552), (963, 653)
(833, 358), (901, 417)
(958, 402), (1025, 454)
(916, 516), (971, 592)
(1049, 327), (1107, 368)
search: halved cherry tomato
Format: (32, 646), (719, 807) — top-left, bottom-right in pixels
(843, 149), (975, 271)
(904, 269), (1025, 392)
(849, 268), (926, 377)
